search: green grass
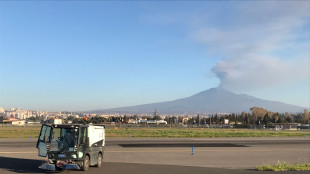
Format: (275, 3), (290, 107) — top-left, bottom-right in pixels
(105, 127), (310, 138)
(0, 126), (41, 138)
(0, 126), (309, 138)
(257, 161), (310, 171)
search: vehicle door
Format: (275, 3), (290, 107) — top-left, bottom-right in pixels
(36, 124), (52, 157)
(78, 127), (88, 160)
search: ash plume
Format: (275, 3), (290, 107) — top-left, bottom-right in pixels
(193, 1), (310, 92)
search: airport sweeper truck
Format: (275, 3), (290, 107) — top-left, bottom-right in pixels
(36, 124), (105, 171)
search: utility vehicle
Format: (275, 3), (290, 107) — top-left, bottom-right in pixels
(36, 124), (105, 171)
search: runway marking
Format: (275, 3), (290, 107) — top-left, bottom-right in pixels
(0, 149), (308, 154)
(105, 149), (309, 153)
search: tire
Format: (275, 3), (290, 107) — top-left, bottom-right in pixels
(81, 155), (90, 171)
(55, 165), (62, 171)
(96, 153), (103, 168)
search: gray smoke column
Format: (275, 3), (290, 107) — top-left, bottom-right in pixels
(192, 1), (310, 92)
(212, 55), (308, 91)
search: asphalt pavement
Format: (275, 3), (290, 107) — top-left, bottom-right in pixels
(0, 137), (309, 174)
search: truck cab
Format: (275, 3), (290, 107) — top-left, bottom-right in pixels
(36, 124), (105, 171)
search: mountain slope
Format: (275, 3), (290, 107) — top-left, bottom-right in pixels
(91, 88), (306, 114)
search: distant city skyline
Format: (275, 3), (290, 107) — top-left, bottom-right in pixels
(0, 1), (309, 111)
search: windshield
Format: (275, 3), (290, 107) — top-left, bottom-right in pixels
(50, 127), (78, 152)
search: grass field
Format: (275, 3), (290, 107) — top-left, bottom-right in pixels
(257, 161), (310, 171)
(0, 126), (40, 138)
(0, 126), (310, 138)
(106, 127), (310, 138)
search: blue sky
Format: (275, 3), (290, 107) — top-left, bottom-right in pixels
(0, 1), (309, 111)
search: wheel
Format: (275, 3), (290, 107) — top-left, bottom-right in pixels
(96, 153), (103, 168)
(55, 165), (62, 171)
(55, 161), (63, 171)
(81, 155), (90, 171)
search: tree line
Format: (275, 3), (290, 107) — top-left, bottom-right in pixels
(66, 107), (309, 127)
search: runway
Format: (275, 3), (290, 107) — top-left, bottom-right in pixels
(0, 137), (309, 174)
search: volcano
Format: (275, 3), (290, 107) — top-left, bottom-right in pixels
(90, 88), (306, 114)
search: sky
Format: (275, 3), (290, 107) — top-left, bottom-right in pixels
(0, 1), (309, 112)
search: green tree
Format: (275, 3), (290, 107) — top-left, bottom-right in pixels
(67, 116), (75, 121)
(262, 113), (270, 125)
(153, 115), (162, 120)
(187, 118), (195, 125)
